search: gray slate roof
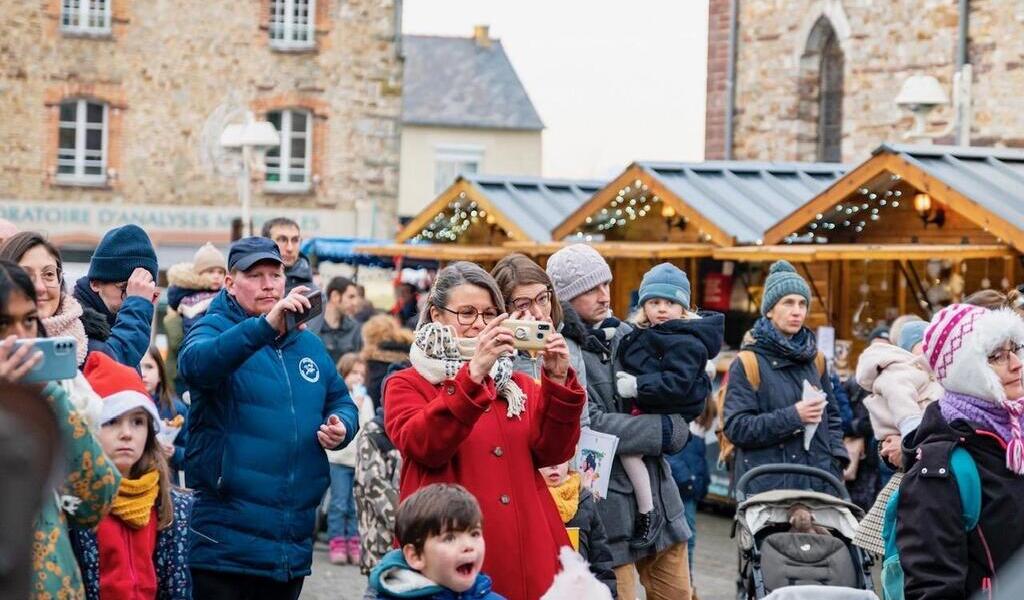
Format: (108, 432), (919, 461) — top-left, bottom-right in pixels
(876, 143), (1024, 227)
(402, 35), (544, 131)
(464, 174), (602, 242)
(636, 161), (849, 244)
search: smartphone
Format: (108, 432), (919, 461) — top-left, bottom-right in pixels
(504, 319), (553, 352)
(13, 336), (78, 383)
(285, 289), (324, 331)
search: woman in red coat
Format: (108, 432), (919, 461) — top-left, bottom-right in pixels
(385, 261), (586, 600)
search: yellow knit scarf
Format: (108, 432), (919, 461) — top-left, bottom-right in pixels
(548, 472), (581, 524)
(111, 470), (160, 529)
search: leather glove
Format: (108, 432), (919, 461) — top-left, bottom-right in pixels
(616, 372), (638, 399)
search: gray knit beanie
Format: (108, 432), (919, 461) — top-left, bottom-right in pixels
(760, 260), (811, 316)
(546, 244), (613, 302)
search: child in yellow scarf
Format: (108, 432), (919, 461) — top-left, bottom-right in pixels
(70, 352), (192, 600)
(539, 461), (619, 596)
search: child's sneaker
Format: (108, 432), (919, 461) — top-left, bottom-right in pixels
(329, 537), (348, 565)
(628, 508), (664, 549)
(347, 536), (362, 565)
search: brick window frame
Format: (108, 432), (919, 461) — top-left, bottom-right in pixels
(44, 0), (130, 39)
(43, 83), (127, 189)
(258, 0), (332, 52)
(252, 94), (329, 196)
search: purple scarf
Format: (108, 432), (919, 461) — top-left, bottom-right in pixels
(939, 391), (1024, 474)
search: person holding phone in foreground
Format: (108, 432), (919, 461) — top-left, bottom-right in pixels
(178, 236), (359, 600)
(383, 262), (586, 600)
(0, 259), (121, 600)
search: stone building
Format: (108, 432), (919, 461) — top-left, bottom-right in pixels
(0, 0), (403, 260)
(705, 0), (1024, 163)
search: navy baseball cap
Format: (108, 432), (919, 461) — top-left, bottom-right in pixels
(228, 236), (284, 272)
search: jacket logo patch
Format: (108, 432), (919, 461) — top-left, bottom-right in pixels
(299, 357), (320, 383)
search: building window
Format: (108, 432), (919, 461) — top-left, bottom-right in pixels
(60, 0), (111, 35)
(269, 0), (316, 50)
(265, 109), (312, 192)
(434, 146), (483, 194)
(817, 28), (844, 163)
(57, 99), (107, 185)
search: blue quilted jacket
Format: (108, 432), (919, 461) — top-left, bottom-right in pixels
(179, 290), (358, 581)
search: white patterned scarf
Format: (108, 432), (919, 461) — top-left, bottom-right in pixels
(410, 323), (526, 419)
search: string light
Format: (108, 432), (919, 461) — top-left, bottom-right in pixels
(784, 176), (914, 244)
(571, 179), (677, 239)
(409, 192), (509, 243)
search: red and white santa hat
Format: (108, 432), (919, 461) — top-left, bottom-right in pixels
(83, 352), (161, 431)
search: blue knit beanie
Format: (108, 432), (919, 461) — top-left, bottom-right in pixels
(88, 224), (158, 282)
(760, 260), (811, 316)
(638, 262), (691, 308)
(898, 320), (928, 352)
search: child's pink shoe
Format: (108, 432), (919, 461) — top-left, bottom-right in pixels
(329, 537), (348, 565)
(347, 536), (362, 565)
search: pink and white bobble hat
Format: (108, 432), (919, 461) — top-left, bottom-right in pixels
(922, 304), (1024, 403)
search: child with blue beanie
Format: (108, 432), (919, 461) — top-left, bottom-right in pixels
(613, 262), (723, 549)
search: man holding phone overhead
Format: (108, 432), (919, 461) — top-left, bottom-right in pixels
(178, 236), (359, 600)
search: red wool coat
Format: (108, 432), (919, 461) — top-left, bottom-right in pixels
(385, 363), (585, 600)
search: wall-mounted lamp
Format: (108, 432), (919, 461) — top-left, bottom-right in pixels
(913, 193), (945, 228)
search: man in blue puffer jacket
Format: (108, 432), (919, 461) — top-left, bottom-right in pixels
(179, 237), (359, 599)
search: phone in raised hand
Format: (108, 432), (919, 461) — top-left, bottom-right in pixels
(285, 289), (324, 331)
(13, 337), (78, 383)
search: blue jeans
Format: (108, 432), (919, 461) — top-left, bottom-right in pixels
(683, 498), (698, 578)
(328, 464), (358, 539)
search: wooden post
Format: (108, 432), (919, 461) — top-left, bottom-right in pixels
(688, 256), (700, 310)
(838, 260), (852, 341)
(895, 260), (907, 315)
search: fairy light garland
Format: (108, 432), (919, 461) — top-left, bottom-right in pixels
(784, 173), (905, 244)
(569, 178), (714, 243)
(408, 191), (507, 243)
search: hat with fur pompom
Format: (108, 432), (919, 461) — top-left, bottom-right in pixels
(923, 304), (1024, 403)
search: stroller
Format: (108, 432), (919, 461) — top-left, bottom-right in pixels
(734, 465), (876, 599)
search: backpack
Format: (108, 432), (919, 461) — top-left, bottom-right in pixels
(880, 447), (981, 600)
(715, 350), (826, 466)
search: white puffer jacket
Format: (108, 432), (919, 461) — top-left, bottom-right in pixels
(854, 343), (943, 439)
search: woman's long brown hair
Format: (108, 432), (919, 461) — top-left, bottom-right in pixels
(490, 253), (563, 328)
(146, 345), (176, 416)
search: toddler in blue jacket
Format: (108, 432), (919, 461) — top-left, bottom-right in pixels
(367, 484), (505, 600)
(614, 262), (723, 549)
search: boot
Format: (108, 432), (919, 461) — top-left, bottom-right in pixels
(347, 536), (362, 566)
(628, 508), (664, 550)
(328, 537), (348, 565)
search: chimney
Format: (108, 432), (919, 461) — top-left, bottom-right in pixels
(473, 25), (491, 48)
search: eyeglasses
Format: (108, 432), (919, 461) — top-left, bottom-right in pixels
(988, 343), (1023, 366)
(437, 305), (500, 326)
(22, 267), (61, 289)
(116, 282), (129, 299)
(510, 289), (552, 313)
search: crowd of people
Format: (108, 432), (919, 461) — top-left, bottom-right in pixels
(2, 215), (1024, 600)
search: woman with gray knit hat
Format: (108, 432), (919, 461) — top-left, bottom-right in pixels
(722, 260), (848, 495)
(613, 262), (723, 550)
(71, 224), (159, 367)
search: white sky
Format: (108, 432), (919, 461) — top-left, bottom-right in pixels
(402, 0), (710, 180)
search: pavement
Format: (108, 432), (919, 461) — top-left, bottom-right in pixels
(301, 509), (740, 600)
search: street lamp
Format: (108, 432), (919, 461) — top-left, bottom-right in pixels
(220, 112), (279, 236)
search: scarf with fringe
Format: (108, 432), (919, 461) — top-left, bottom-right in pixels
(410, 323), (526, 419)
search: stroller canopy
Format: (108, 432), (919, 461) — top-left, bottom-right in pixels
(735, 489), (864, 551)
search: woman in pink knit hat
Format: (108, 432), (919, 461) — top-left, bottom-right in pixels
(895, 304), (1024, 599)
